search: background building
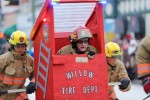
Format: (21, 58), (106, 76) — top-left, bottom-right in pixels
(104, 0), (150, 41)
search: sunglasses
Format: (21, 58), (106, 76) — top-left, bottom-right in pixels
(77, 40), (89, 44)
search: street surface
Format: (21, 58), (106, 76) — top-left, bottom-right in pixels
(115, 79), (147, 100)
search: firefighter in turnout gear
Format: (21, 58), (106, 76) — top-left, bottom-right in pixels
(105, 42), (131, 100)
(0, 30), (36, 100)
(136, 36), (150, 94)
(57, 26), (98, 58)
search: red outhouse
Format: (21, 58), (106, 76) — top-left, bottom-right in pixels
(30, 0), (108, 100)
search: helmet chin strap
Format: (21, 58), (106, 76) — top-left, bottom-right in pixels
(107, 63), (116, 70)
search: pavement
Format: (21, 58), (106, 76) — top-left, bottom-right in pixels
(114, 79), (147, 100)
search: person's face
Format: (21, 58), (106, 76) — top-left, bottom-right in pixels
(76, 38), (89, 52)
(107, 57), (118, 66)
(14, 44), (26, 54)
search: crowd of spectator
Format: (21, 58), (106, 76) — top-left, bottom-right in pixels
(0, 35), (9, 54)
(114, 34), (139, 80)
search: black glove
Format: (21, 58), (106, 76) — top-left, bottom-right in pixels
(87, 51), (95, 59)
(26, 82), (36, 94)
(119, 78), (130, 90)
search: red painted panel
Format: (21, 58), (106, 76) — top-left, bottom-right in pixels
(52, 54), (108, 100)
(55, 38), (70, 53)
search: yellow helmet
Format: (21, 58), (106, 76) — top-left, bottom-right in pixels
(105, 42), (122, 57)
(9, 30), (28, 45)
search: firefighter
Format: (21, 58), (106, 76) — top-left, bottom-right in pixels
(0, 30), (36, 100)
(57, 26), (98, 58)
(136, 36), (150, 94)
(105, 42), (131, 100)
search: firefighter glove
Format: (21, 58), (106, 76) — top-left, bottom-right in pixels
(26, 82), (36, 94)
(119, 78), (130, 90)
(87, 51), (95, 59)
(142, 76), (150, 94)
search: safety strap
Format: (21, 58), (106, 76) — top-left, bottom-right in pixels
(15, 92), (28, 100)
(137, 63), (150, 74)
(3, 76), (25, 85)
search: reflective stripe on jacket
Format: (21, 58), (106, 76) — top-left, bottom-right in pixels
(0, 74), (25, 85)
(108, 86), (117, 100)
(14, 92), (28, 100)
(137, 63), (150, 75)
(3, 76), (25, 85)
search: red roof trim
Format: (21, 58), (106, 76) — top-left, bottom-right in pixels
(30, 0), (99, 40)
